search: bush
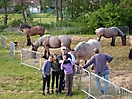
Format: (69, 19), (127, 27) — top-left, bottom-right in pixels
(9, 19), (23, 27)
(0, 25), (8, 32)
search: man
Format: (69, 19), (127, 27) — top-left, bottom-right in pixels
(82, 48), (113, 94)
(68, 49), (76, 64)
(58, 46), (72, 93)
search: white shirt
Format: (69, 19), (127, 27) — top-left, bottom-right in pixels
(68, 52), (76, 64)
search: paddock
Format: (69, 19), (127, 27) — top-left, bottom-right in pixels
(1, 34), (132, 98)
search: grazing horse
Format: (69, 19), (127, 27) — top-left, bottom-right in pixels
(74, 39), (102, 65)
(20, 24), (45, 46)
(31, 35), (72, 59)
(128, 36), (132, 59)
(95, 27), (126, 46)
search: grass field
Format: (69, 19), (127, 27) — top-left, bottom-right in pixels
(0, 32), (132, 99)
(0, 14), (56, 25)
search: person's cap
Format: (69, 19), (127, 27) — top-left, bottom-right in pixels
(61, 46), (66, 50)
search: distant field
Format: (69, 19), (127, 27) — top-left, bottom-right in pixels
(0, 14), (56, 25)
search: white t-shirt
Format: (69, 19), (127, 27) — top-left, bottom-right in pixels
(68, 52), (76, 64)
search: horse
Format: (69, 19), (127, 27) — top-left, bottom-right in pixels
(95, 27), (126, 46)
(20, 24), (45, 46)
(128, 36), (132, 59)
(31, 35), (72, 59)
(74, 39), (102, 65)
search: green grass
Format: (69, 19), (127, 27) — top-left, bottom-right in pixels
(0, 32), (132, 99)
(0, 33), (88, 99)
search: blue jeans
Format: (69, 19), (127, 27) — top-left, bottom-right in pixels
(96, 69), (109, 94)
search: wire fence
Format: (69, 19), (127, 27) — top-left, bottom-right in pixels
(73, 65), (132, 99)
(120, 87), (132, 99)
(20, 48), (42, 71)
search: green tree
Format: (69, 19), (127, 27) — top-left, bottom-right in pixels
(76, 2), (129, 34)
(0, 0), (13, 26)
(16, 0), (31, 23)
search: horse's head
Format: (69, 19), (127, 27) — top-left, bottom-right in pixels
(31, 44), (38, 52)
(122, 35), (126, 46)
(31, 44), (38, 59)
(20, 24), (31, 32)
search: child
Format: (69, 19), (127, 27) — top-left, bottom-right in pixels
(42, 54), (53, 96)
(51, 54), (60, 94)
(61, 54), (74, 96)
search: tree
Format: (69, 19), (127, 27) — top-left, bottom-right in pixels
(0, 0), (13, 26)
(16, 0), (31, 23)
(60, 0), (63, 21)
(55, 0), (59, 21)
(87, 2), (129, 33)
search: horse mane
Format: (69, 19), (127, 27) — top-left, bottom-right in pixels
(110, 27), (126, 37)
(20, 24), (32, 29)
(33, 35), (51, 48)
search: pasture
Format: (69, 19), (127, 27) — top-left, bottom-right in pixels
(0, 31), (132, 99)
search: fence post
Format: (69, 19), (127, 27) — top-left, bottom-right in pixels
(1, 36), (6, 48)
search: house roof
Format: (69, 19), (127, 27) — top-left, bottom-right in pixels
(14, 0), (40, 6)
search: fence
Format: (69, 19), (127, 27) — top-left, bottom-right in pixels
(10, 41), (15, 56)
(90, 72), (118, 98)
(73, 65), (119, 99)
(20, 48), (42, 71)
(1, 36), (6, 48)
(120, 87), (132, 99)
(73, 65), (96, 99)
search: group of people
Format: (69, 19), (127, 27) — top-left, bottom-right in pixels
(41, 46), (113, 96)
(42, 46), (76, 96)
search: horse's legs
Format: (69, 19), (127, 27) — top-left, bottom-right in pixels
(111, 36), (116, 46)
(26, 34), (31, 46)
(97, 36), (101, 41)
(43, 50), (47, 59)
(43, 46), (50, 59)
(48, 51), (50, 58)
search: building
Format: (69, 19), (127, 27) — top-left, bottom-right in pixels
(14, 0), (41, 13)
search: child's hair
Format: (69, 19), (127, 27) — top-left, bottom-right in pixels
(48, 54), (53, 58)
(53, 54), (57, 57)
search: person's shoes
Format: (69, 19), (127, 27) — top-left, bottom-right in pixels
(65, 93), (69, 97)
(58, 90), (61, 94)
(51, 90), (54, 94)
(101, 90), (104, 94)
(42, 92), (45, 96)
(47, 91), (51, 95)
(56, 90), (58, 94)
(69, 93), (72, 96)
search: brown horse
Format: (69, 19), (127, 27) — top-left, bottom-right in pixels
(95, 27), (126, 46)
(20, 24), (45, 46)
(31, 35), (72, 59)
(74, 39), (102, 65)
